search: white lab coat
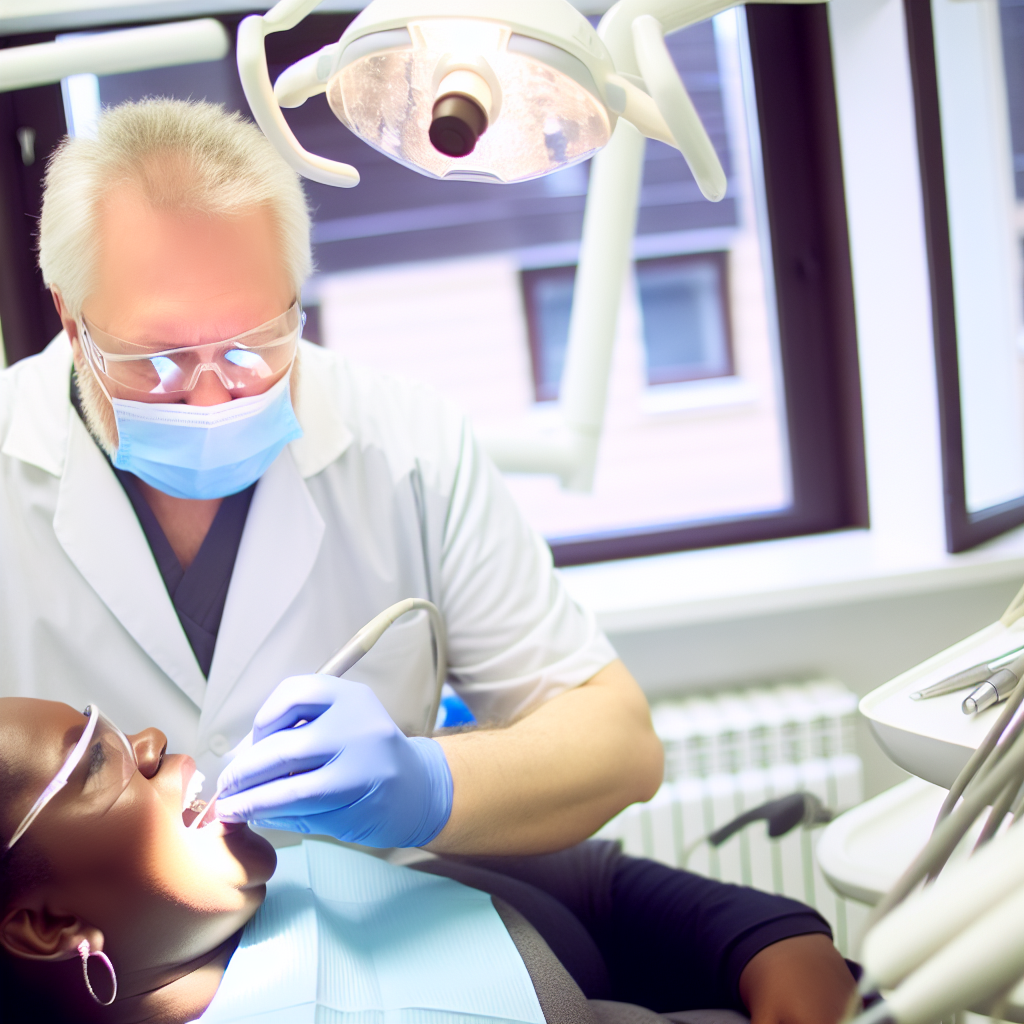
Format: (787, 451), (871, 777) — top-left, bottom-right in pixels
(0, 335), (616, 784)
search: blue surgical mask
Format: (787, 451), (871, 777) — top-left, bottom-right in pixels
(109, 373), (303, 500)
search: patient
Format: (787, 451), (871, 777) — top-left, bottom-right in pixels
(0, 699), (857, 1024)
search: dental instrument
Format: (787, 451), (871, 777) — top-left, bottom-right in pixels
(962, 665), (1022, 715)
(848, 649), (1024, 1021)
(909, 642), (1024, 700)
(189, 597), (447, 830)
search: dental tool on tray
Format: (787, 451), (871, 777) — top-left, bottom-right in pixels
(188, 598), (448, 830)
(910, 643), (1024, 703)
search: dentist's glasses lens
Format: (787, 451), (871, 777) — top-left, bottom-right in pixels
(81, 303), (302, 398)
(6, 706), (138, 851)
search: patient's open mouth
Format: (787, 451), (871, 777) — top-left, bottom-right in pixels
(182, 799), (209, 828)
(181, 768), (210, 828)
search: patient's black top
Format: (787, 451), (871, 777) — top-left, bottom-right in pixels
(71, 377), (252, 677)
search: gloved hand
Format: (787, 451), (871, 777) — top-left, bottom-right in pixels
(214, 675), (453, 848)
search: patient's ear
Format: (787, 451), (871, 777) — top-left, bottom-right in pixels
(0, 905), (101, 962)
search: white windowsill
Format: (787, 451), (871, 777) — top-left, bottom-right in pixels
(640, 376), (756, 415)
(558, 524), (1024, 634)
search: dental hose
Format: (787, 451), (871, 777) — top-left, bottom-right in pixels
(189, 598), (447, 831)
(933, 652), (1024, 829)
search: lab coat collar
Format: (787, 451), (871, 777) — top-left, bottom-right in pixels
(1, 335), (355, 482)
(1, 334), (75, 476)
(288, 339), (354, 478)
(54, 409), (208, 707)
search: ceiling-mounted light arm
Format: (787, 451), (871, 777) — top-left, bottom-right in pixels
(274, 43), (341, 108)
(237, 0), (359, 187)
(0, 19), (229, 93)
(479, 119), (646, 491)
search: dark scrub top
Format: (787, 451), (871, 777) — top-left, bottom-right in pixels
(71, 377), (252, 677)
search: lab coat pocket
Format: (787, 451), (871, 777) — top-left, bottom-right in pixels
(342, 609), (439, 736)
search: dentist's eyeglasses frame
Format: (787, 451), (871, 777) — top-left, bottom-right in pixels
(79, 303), (305, 399)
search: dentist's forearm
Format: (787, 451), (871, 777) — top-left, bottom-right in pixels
(427, 660), (664, 855)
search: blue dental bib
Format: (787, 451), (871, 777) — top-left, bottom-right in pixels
(197, 841), (546, 1024)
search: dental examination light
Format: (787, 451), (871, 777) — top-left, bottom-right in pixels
(237, 0), (730, 193)
(239, 0), (823, 490)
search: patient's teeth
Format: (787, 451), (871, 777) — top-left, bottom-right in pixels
(183, 770), (206, 811)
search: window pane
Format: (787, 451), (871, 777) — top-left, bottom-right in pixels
(930, 0), (1024, 513)
(636, 254), (733, 385)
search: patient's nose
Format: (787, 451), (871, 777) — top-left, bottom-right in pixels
(129, 728), (168, 778)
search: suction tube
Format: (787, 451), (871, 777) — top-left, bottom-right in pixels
(316, 598), (448, 737)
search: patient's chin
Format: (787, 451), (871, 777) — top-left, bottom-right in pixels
(223, 823), (277, 886)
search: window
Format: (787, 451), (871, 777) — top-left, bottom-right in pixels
(636, 253), (733, 386)
(905, 0), (1024, 550)
(523, 253), (733, 402)
(521, 265), (574, 402)
(0, 5), (866, 565)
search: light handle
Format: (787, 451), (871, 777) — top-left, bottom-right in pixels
(236, 0), (359, 188)
(630, 14), (726, 201)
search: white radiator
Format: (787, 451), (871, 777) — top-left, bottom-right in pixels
(596, 680), (870, 956)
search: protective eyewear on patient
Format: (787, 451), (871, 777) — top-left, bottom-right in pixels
(80, 303), (304, 398)
(5, 706), (137, 852)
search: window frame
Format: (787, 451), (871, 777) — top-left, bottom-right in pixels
(552, 3), (868, 566)
(903, 0), (1024, 553)
(0, 5), (868, 569)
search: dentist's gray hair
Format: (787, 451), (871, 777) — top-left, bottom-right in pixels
(38, 97), (313, 319)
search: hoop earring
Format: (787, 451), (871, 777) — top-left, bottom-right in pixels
(77, 938), (117, 1006)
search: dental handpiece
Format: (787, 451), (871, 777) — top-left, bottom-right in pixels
(963, 663), (1024, 715)
(188, 784), (226, 830)
(186, 599), (449, 833)
(912, 643), (1024, 701)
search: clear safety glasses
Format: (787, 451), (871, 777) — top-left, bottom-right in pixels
(80, 303), (304, 399)
(5, 706), (138, 852)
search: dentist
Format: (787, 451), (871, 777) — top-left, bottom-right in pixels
(0, 97), (663, 855)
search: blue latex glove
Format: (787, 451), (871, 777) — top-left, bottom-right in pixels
(214, 675), (453, 848)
